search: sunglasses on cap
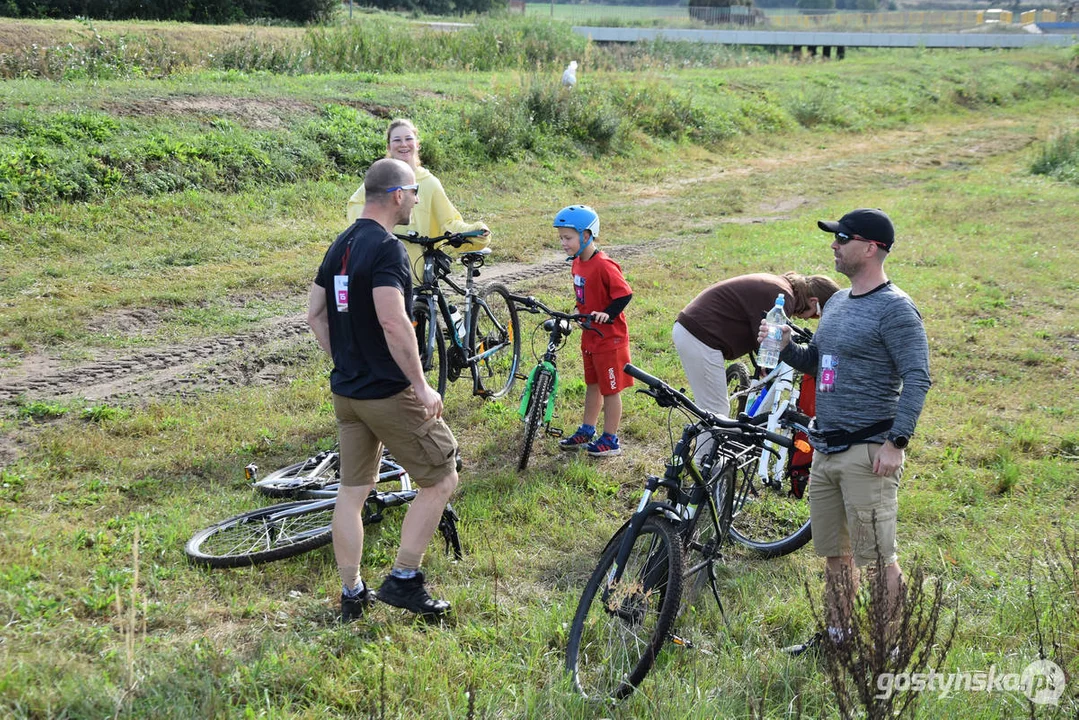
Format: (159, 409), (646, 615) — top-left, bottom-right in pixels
(835, 231), (888, 250)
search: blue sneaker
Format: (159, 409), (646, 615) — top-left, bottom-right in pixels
(559, 424), (595, 451)
(587, 432), (621, 457)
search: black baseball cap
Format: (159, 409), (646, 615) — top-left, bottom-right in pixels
(818, 208), (895, 251)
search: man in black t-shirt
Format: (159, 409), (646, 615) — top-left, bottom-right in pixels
(308, 158), (459, 622)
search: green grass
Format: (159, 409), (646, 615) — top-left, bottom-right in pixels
(0, 37), (1078, 719)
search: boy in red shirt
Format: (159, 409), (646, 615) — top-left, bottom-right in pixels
(553, 205), (634, 457)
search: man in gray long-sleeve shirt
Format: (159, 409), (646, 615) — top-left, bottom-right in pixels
(762, 208), (931, 656)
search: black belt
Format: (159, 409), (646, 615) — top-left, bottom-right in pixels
(815, 419), (893, 449)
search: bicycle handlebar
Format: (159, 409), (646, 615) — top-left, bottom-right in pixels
(395, 229), (486, 249)
(623, 363), (793, 448)
(509, 293), (604, 338)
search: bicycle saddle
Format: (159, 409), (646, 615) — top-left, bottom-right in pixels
(459, 247), (492, 263)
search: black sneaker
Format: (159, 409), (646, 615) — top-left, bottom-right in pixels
(340, 585), (375, 623)
(781, 630), (825, 657)
(377, 571), (451, 618)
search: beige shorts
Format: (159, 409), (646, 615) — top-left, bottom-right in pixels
(332, 388), (457, 488)
(809, 443), (901, 566)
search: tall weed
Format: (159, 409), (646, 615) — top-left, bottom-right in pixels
(1031, 128), (1079, 186)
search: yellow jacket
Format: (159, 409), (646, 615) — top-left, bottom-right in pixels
(346, 166), (489, 281)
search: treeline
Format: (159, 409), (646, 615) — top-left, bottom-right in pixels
(0, 0), (338, 23)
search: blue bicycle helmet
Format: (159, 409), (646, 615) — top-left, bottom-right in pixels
(553, 205), (599, 260)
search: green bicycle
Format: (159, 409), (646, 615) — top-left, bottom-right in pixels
(510, 294), (601, 471)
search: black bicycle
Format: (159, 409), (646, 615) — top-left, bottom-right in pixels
(565, 363), (793, 701)
(509, 294), (602, 471)
(402, 230), (521, 399)
(184, 449), (463, 568)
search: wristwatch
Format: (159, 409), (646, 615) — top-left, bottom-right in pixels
(888, 435), (910, 449)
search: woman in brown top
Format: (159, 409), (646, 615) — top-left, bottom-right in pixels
(672, 272), (840, 418)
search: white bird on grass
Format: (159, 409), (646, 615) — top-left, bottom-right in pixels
(561, 60), (578, 88)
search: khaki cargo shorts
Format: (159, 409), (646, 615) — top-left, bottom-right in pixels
(332, 387), (458, 488)
(808, 443), (901, 567)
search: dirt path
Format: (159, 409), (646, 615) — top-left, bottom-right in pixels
(0, 239), (686, 405)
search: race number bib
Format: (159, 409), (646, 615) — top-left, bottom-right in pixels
(334, 274), (349, 313)
(819, 354), (837, 393)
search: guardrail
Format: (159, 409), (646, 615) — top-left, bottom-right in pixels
(573, 25), (1078, 49)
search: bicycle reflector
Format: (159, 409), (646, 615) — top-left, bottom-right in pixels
(794, 439), (812, 454)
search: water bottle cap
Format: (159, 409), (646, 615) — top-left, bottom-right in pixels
(775, 295), (785, 307)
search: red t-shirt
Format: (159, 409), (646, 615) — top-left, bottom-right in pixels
(571, 250), (632, 352)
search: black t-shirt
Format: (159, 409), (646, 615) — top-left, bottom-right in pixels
(314, 219), (412, 400)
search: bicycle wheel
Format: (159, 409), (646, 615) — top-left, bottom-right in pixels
(253, 452), (339, 498)
(185, 499), (334, 568)
(415, 300), (447, 397)
(470, 283), (520, 399)
(518, 369), (552, 471)
(681, 464), (735, 607)
(726, 362), (750, 417)
(566, 517), (684, 701)
(728, 458), (812, 558)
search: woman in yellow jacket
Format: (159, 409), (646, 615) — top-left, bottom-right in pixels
(347, 118), (489, 281)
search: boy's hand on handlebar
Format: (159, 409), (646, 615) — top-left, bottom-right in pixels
(757, 318), (792, 350)
(590, 310), (610, 324)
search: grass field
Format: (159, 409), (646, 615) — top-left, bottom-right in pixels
(0, 20), (1078, 719)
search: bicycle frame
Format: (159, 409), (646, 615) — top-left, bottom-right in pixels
(739, 361), (800, 490)
(603, 423), (757, 614)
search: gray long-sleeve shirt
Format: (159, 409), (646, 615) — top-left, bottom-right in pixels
(780, 281), (931, 453)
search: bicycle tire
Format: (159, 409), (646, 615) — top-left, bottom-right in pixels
(470, 283), (521, 399)
(728, 459), (812, 558)
(185, 499), (335, 568)
(517, 369), (552, 471)
(726, 362), (750, 417)
(566, 517), (684, 701)
(253, 453), (340, 498)
(415, 300), (448, 397)
(681, 463), (735, 608)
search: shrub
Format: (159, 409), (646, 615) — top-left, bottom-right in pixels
(1031, 129), (1079, 185)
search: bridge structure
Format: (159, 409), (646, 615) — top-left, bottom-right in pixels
(572, 25), (1078, 54)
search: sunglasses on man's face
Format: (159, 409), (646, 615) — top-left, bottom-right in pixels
(386, 184), (419, 196)
(835, 231), (887, 249)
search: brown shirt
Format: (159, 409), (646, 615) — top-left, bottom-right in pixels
(675, 273), (794, 359)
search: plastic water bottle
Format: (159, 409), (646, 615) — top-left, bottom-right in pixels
(448, 305), (465, 339)
(757, 294), (787, 370)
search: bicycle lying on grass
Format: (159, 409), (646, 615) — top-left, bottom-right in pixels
(725, 322), (816, 558)
(509, 294), (602, 471)
(402, 230), (521, 399)
(565, 363), (792, 702)
(184, 448), (463, 568)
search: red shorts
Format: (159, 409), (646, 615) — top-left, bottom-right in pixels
(582, 345), (634, 396)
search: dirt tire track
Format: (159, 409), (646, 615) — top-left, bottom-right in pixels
(0, 235), (697, 407)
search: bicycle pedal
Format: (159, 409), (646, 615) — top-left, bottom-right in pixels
(546, 427), (564, 438)
(244, 463), (258, 481)
(514, 372), (528, 380)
